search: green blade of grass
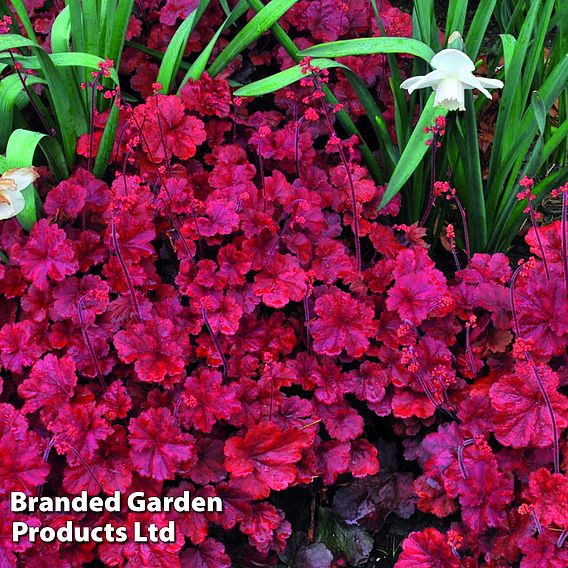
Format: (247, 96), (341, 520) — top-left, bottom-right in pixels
(106, 0), (134, 63)
(6, 0), (38, 43)
(446, 0), (468, 39)
(465, 0), (497, 60)
(0, 50), (120, 84)
(300, 37), (435, 62)
(487, 51), (568, 221)
(208, 0), (299, 77)
(487, 0), (541, 189)
(457, 91), (486, 250)
(177, 0), (247, 90)
(0, 74), (46, 150)
(157, 0), (211, 93)
(235, 58), (350, 96)
(378, 93), (448, 210)
(93, 101), (119, 178)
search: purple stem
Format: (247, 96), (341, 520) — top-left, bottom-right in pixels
(457, 438), (474, 480)
(78, 295), (107, 389)
(128, 111), (197, 267)
(87, 75), (100, 173)
(510, 264), (560, 473)
(154, 97), (172, 177)
(68, 446), (105, 494)
(154, 97), (204, 254)
(304, 292), (312, 353)
(201, 303), (228, 384)
(465, 324), (476, 376)
(318, 96), (361, 272)
(257, 135), (267, 213)
(419, 132), (438, 226)
(110, 217), (142, 322)
(452, 195), (471, 263)
(262, 199), (305, 270)
(527, 200), (550, 281)
(561, 192), (567, 295)
(294, 115), (305, 179)
(173, 388), (182, 427)
(558, 529), (568, 548)
(268, 375), (274, 422)
(9, 51), (55, 137)
(231, 94), (238, 143)
(532, 507), (543, 536)
(37, 435), (57, 497)
(450, 240), (461, 271)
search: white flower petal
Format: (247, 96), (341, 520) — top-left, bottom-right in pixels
(0, 190), (24, 220)
(476, 77), (504, 90)
(430, 49), (475, 73)
(1, 167), (38, 192)
(400, 69), (448, 93)
(434, 77), (465, 111)
(458, 73), (492, 98)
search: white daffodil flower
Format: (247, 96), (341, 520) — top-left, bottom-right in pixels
(0, 167), (39, 220)
(400, 48), (504, 111)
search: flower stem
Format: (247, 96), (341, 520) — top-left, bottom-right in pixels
(200, 302), (228, 384)
(419, 132), (438, 226)
(304, 291), (312, 353)
(9, 51), (55, 137)
(527, 200), (550, 281)
(457, 438), (474, 479)
(318, 98), (361, 272)
(257, 135), (266, 213)
(510, 264), (559, 473)
(453, 195), (471, 263)
(78, 295), (107, 389)
(561, 192), (567, 295)
(294, 115), (305, 179)
(465, 324), (476, 377)
(110, 217), (142, 322)
(87, 75), (100, 174)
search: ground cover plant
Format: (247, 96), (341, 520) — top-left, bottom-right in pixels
(0, 0), (567, 566)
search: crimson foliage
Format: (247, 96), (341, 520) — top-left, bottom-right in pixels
(2, 1), (567, 566)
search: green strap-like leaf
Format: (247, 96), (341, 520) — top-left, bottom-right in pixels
(458, 91), (486, 250)
(51, 6), (71, 53)
(157, 0), (211, 93)
(208, 0), (299, 77)
(7, 0), (38, 43)
(531, 91), (546, 136)
(93, 102), (119, 178)
(300, 37), (435, 62)
(234, 58), (346, 96)
(177, 0), (247, 90)
(464, 0), (497, 60)
(446, 0), (468, 40)
(378, 93), (448, 210)
(0, 74), (46, 150)
(487, 0), (541, 188)
(0, 50), (120, 84)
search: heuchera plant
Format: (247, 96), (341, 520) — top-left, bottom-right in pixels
(0, 1), (567, 567)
